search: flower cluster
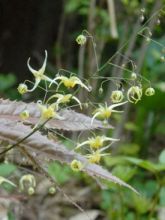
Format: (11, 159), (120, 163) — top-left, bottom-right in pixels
(75, 135), (119, 164)
(17, 47), (155, 173)
(17, 50), (91, 124)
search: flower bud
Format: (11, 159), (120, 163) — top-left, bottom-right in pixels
(160, 56), (165, 62)
(76, 34), (87, 45)
(110, 90), (124, 103)
(146, 37), (151, 43)
(28, 187), (35, 195)
(84, 103), (89, 109)
(70, 160), (82, 172)
(145, 87), (155, 96)
(99, 87), (103, 94)
(17, 83), (28, 94)
(49, 186), (56, 195)
(131, 72), (137, 80)
(140, 15), (145, 22)
(20, 110), (30, 120)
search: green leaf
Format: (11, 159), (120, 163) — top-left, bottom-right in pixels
(118, 143), (140, 156)
(159, 187), (165, 206)
(0, 73), (16, 91)
(0, 163), (16, 177)
(132, 193), (150, 214)
(159, 150), (165, 164)
(112, 165), (137, 182)
(48, 162), (71, 184)
(124, 157), (165, 172)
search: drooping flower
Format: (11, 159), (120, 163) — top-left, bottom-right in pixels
(145, 87), (155, 96)
(76, 34), (87, 45)
(110, 90), (124, 103)
(38, 103), (62, 120)
(91, 101), (127, 124)
(17, 83), (28, 94)
(127, 86), (142, 104)
(19, 174), (36, 192)
(76, 135), (119, 150)
(70, 160), (83, 172)
(47, 93), (82, 109)
(52, 75), (90, 91)
(86, 151), (110, 164)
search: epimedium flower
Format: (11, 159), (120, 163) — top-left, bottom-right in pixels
(91, 101), (127, 124)
(19, 174), (36, 192)
(145, 87), (155, 96)
(127, 86), (142, 104)
(38, 103), (62, 121)
(17, 83), (28, 95)
(70, 159), (83, 172)
(76, 34), (87, 45)
(76, 135), (119, 150)
(47, 93), (82, 109)
(110, 90), (124, 103)
(86, 151), (110, 164)
(48, 186), (56, 195)
(51, 75), (90, 91)
(26, 50), (57, 92)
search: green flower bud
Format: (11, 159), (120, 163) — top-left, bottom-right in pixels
(28, 187), (35, 195)
(145, 87), (155, 96)
(49, 186), (56, 195)
(131, 72), (137, 80)
(76, 34), (87, 45)
(20, 110), (30, 120)
(99, 87), (103, 94)
(17, 83), (28, 95)
(111, 90), (124, 103)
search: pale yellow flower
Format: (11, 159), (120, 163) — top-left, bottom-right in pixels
(52, 75), (90, 91)
(27, 50), (57, 92)
(127, 86), (142, 103)
(145, 87), (155, 96)
(76, 34), (87, 45)
(47, 93), (82, 109)
(91, 101), (127, 124)
(110, 90), (124, 103)
(19, 174), (36, 192)
(70, 160), (83, 172)
(86, 151), (110, 164)
(76, 135), (119, 150)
